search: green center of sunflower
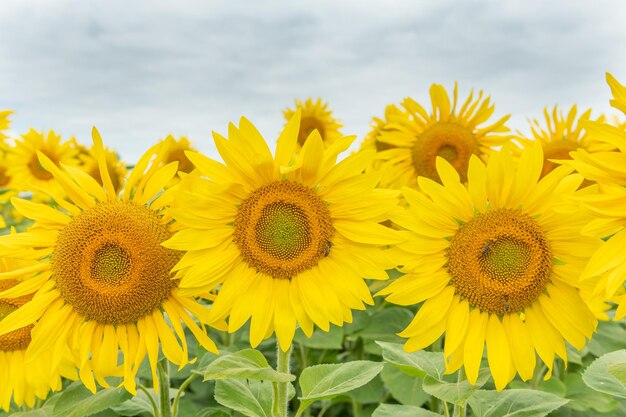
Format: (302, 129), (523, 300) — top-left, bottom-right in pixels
(52, 201), (181, 325)
(299, 117), (327, 146)
(412, 122), (479, 183)
(234, 181), (333, 279)
(0, 302), (15, 321)
(446, 209), (552, 315)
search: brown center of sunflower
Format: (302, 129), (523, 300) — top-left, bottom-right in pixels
(166, 148), (194, 174)
(299, 117), (327, 146)
(0, 280), (34, 351)
(541, 140), (578, 178)
(52, 201), (181, 325)
(0, 167), (11, 187)
(446, 209), (552, 315)
(233, 181), (333, 279)
(28, 150), (58, 181)
(412, 123), (479, 183)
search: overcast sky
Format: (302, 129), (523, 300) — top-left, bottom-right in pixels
(1, 0), (625, 162)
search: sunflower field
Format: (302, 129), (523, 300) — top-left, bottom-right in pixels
(0, 74), (625, 417)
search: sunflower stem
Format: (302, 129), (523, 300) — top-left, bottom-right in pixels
(274, 343), (292, 417)
(172, 373), (199, 417)
(157, 358), (173, 417)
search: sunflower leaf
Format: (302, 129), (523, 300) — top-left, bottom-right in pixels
(198, 349), (295, 382)
(422, 367), (490, 405)
(296, 361), (383, 414)
(372, 404), (441, 417)
(380, 364), (429, 406)
(582, 349), (626, 398)
(467, 389), (569, 417)
(377, 341), (445, 379)
(214, 379), (274, 417)
(51, 382), (132, 417)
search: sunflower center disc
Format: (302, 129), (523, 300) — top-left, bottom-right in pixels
(0, 167), (11, 187)
(541, 140), (578, 178)
(0, 280), (33, 351)
(298, 117), (327, 146)
(52, 201), (181, 325)
(234, 181), (333, 279)
(28, 150), (57, 180)
(412, 122), (479, 183)
(446, 209), (552, 315)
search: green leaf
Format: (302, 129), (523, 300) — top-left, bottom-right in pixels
(422, 368), (490, 405)
(609, 363), (626, 386)
(355, 308), (413, 342)
(110, 388), (175, 416)
(582, 349), (626, 398)
(8, 409), (53, 417)
(214, 379), (273, 417)
(347, 375), (385, 405)
(562, 373), (617, 413)
(588, 321), (626, 357)
(193, 407), (232, 417)
(377, 341), (445, 378)
(294, 325), (344, 349)
(52, 382), (132, 417)
(372, 404), (441, 417)
(467, 389), (569, 417)
(199, 349), (295, 382)
(380, 364), (429, 406)
(297, 361), (383, 414)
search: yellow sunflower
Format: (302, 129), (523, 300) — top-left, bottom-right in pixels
(75, 140), (127, 193)
(378, 144), (600, 390)
(283, 98), (343, 149)
(0, 128), (220, 395)
(161, 135), (196, 178)
(566, 73), (626, 319)
(0, 259), (77, 411)
(164, 111), (402, 351)
(0, 110), (12, 141)
(369, 83), (511, 189)
(6, 129), (79, 195)
(515, 105), (608, 179)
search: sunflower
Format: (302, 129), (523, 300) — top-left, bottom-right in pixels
(368, 83), (510, 189)
(378, 144), (600, 390)
(161, 135), (196, 178)
(75, 139), (127, 193)
(515, 105), (608, 179)
(0, 259), (77, 411)
(0, 128), (220, 395)
(283, 98), (343, 149)
(0, 110), (12, 142)
(6, 129), (79, 195)
(163, 111), (402, 351)
(566, 73), (626, 319)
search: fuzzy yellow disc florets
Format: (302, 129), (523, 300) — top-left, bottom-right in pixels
(0, 280), (33, 351)
(233, 181), (333, 279)
(412, 123), (480, 183)
(447, 209), (552, 315)
(52, 201), (180, 324)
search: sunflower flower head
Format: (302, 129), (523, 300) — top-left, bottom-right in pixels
(161, 135), (196, 181)
(164, 111), (402, 351)
(378, 144), (600, 390)
(75, 139), (127, 193)
(565, 73), (626, 319)
(0, 128), (220, 395)
(515, 105), (608, 179)
(283, 98), (343, 149)
(0, 110), (13, 142)
(6, 129), (79, 195)
(369, 82), (511, 189)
